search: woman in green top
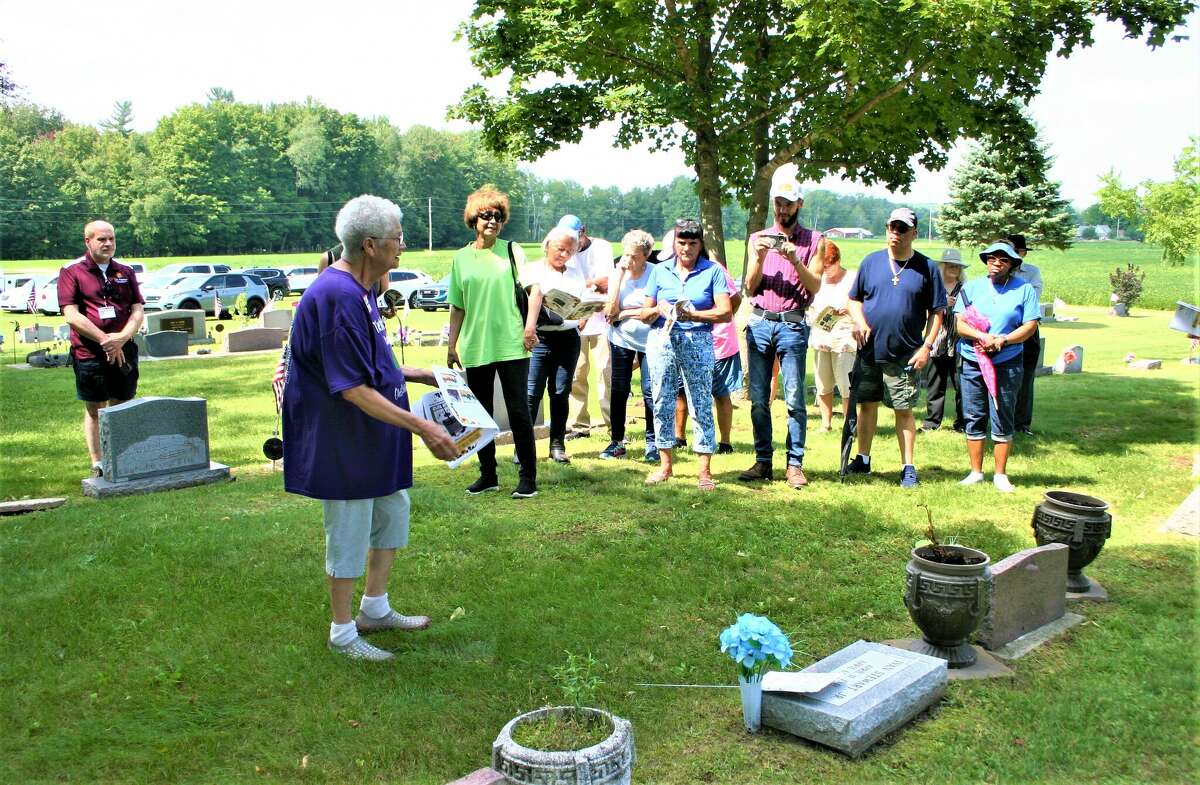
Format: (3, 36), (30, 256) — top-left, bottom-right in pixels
(447, 186), (538, 499)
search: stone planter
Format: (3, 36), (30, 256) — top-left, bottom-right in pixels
(904, 545), (992, 668)
(492, 706), (634, 785)
(1031, 490), (1112, 593)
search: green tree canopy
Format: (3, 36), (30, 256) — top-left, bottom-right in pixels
(1099, 138), (1200, 265)
(451, 0), (1191, 262)
(937, 137), (1074, 250)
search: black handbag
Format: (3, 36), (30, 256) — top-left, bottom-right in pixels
(507, 241), (563, 327)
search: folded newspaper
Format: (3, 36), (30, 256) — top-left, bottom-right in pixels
(416, 367), (498, 468)
(542, 288), (607, 321)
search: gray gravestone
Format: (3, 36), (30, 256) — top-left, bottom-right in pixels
(227, 327), (287, 352)
(144, 330), (189, 358)
(144, 309), (210, 344)
(260, 309), (292, 331)
(1054, 344), (1083, 374)
(82, 397), (230, 498)
(22, 325), (53, 343)
(761, 640), (946, 758)
(976, 544), (1068, 651)
(57, 324), (71, 341)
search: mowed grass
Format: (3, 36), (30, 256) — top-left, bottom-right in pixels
(3, 238), (1196, 311)
(1, 302), (1196, 784)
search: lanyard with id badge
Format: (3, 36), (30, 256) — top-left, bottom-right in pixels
(98, 267), (119, 320)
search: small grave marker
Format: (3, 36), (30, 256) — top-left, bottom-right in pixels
(227, 327), (287, 352)
(144, 309), (210, 344)
(761, 640), (946, 758)
(260, 309), (292, 331)
(976, 544), (1068, 651)
(144, 330), (189, 358)
(1053, 345), (1083, 374)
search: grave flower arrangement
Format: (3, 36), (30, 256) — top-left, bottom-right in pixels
(719, 613), (793, 732)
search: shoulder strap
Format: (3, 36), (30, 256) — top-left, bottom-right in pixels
(505, 240), (518, 282)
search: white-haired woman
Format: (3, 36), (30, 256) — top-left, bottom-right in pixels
(600, 229), (657, 461)
(284, 194), (459, 662)
(523, 226), (585, 463)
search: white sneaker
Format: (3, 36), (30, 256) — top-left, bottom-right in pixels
(328, 636), (395, 662)
(993, 474), (1015, 493)
(958, 471), (985, 486)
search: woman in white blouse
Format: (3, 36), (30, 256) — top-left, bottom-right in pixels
(806, 241), (858, 432)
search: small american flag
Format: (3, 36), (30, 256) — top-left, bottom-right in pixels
(26, 283), (37, 313)
(213, 293), (223, 316)
(272, 342), (290, 412)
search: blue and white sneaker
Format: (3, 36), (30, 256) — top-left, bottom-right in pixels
(599, 442), (627, 460)
(900, 465), (919, 488)
(644, 446), (660, 463)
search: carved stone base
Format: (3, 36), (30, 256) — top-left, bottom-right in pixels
(1066, 578), (1108, 602)
(884, 640), (1013, 680)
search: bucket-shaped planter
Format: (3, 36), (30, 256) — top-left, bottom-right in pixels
(904, 545), (992, 668)
(1031, 490), (1112, 593)
(492, 706), (635, 785)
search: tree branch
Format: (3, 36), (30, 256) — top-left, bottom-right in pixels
(662, 0), (700, 84)
(592, 44), (683, 82)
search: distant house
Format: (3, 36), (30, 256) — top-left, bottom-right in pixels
(824, 227), (874, 239)
(1077, 224), (1114, 240)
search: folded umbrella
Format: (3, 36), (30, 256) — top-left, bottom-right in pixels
(961, 304), (997, 408)
(839, 352), (863, 481)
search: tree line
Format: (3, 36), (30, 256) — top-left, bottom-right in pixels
(1, 93), (925, 260)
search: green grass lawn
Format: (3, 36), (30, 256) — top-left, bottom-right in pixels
(1, 298), (1197, 782)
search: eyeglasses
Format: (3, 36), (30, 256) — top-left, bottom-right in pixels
(477, 210), (505, 222)
(369, 232), (405, 245)
(985, 254), (1014, 264)
(887, 222), (913, 233)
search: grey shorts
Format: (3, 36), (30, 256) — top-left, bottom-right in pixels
(321, 489), (410, 578)
(857, 357), (920, 410)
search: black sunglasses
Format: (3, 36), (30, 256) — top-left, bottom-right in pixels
(674, 218), (703, 239)
(477, 210), (505, 222)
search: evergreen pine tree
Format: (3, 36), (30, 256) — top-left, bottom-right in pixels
(100, 100), (134, 136)
(938, 138), (1075, 249)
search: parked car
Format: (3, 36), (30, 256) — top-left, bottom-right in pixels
(125, 262), (147, 279)
(0, 275), (52, 312)
(35, 276), (60, 315)
(238, 266), (290, 299)
(156, 262), (232, 276)
(286, 267), (319, 294)
(144, 273), (269, 316)
(376, 268), (433, 308)
(410, 274), (451, 311)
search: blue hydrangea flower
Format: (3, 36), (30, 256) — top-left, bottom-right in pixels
(719, 613), (793, 679)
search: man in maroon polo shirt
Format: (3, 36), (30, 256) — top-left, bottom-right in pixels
(57, 220), (145, 477)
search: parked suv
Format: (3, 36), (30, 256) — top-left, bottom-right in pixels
(145, 273), (269, 316)
(285, 267), (319, 294)
(410, 274), (451, 311)
(157, 263), (232, 277)
(238, 267), (290, 299)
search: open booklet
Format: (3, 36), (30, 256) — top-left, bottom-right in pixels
(415, 367), (499, 468)
(661, 299), (693, 332)
(542, 288), (608, 322)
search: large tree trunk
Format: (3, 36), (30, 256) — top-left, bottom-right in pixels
(694, 127), (725, 265)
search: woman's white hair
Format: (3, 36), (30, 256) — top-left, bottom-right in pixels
(335, 195), (403, 261)
(542, 226), (580, 256)
(622, 229), (654, 257)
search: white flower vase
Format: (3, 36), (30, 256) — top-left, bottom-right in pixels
(738, 674), (763, 732)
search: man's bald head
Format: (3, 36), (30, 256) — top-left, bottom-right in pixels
(83, 220), (116, 264)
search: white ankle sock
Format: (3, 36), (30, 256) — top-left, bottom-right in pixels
(994, 474), (1015, 493)
(959, 471), (985, 485)
(330, 620), (358, 646)
(359, 593), (391, 619)
(857, 454), (871, 464)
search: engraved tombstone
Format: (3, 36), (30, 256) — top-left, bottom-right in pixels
(227, 327), (287, 352)
(144, 309), (210, 344)
(761, 640), (947, 758)
(81, 397), (230, 498)
(1053, 344), (1083, 374)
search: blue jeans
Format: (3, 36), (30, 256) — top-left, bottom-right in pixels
(745, 318), (808, 466)
(647, 329), (715, 453)
(527, 330), (581, 444)
(609, 341), (654, 446)
(960, 357), (1023, 443)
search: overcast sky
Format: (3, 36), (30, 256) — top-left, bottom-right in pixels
(4, 1), (1197, 207)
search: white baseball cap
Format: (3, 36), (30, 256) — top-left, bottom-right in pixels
(888, 207), (917, 228)
(769, 163), (804, 202)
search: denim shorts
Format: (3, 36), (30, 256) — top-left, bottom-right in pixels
(856, 354), (919, 410)
(960, 358), (1023, 442)
(321, 489), (410, 578)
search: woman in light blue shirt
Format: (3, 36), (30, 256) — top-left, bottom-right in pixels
(953, 241), (1040, 493)
(640, 219), (732, 490)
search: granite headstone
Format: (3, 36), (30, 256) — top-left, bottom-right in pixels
(22, 325), (54, 343)
(1053, 345), (1083, 374)
(57, 324), (71, 341)
(144, 309), (210, 344)
(260, 309), (292, 331)
(144, 330), (189, 358)
(227, 327), (287, 352)
(82, 396), (230, 498)
(761, 640), (946, 758)
(975, 544), (1068, 651)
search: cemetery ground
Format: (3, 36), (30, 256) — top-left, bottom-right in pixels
(1, 254), (1197, 784)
